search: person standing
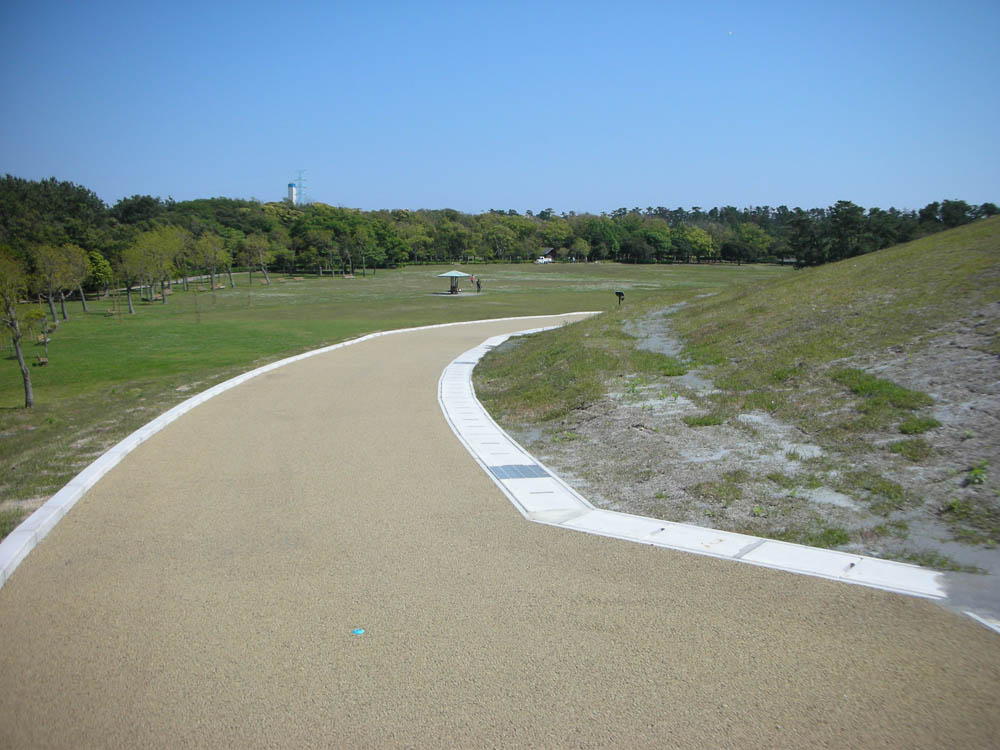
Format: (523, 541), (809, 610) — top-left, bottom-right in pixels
(476, 278), (481, 293)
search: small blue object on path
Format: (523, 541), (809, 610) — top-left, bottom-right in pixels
(351, 628), (365, 635)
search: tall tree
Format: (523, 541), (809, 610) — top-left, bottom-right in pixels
(62, 243), (91, 312)
(118, 245), (147, 314)
(87, 250), (113, 298)
(482, 220), (515, 262)
(918, 201), (942, 231)
(576, 216), (619, 260)
(827, 200), (870, 260)
(303, 229), (334, 275)
(539, 218), (572, 252)
(194, 232), (227, 290)
(367, 218), (404, 268)
(268, 225), (295, 273)
(735, 223), (773, 261)
(975, 202), (999, 220)
(0, 249), (36, 407)
(432, 219), (472, 262)
(140, 226), (184, 303)
(866, 208), (902, 251)
(939, 199), (974, 229)
(682, 225), (716, 262)
(569, 236), (589, 261)
(0, 175), (107, 253)
(109, 195), (165, 226)
(243, 233), (273, 284)
(347, 226), (374, 276)
(788, 209), (825, 266)
(30, 244), (72, 324)
(131, 229), (159, 301)
(398, 221), (433, 263)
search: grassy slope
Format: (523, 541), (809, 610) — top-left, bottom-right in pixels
(670, 216), (999, 438)
(474, 265), (787, 421)
(0, 262), (786, 531)
(475, 219), (1000, 565)
(480, 218), (999, 428)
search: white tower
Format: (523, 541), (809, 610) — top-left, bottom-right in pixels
(287, 182), (298, 205)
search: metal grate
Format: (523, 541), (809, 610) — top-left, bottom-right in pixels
(489, 464), (550, 480)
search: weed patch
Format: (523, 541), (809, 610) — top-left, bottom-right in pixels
(721, 469), (750, 483)
(840, 470), (909, 514)
(629, 349), (687, 377)
(766, 472), (798, 490)
(965, 460), (988, 486)
(0, 507), (24, 538)
(770, 365), (804, 383)
(863, 520), (909, 541)
(889, 438), (933, 462)
(689, 480), (741, 505)
(744, 522), (851, 549)
(939, 496), (1000, 546)
(552, 430), (582, 442)
(901, 549), (984, 573)
(797, 526), (851, 548)
(831, 368), (933, 410)
(683, 413), (724, 427)
(899, 416), (940, 434)
(740, 391), (784, 413)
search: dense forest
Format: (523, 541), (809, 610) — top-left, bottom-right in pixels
(2, 174), (997, 300)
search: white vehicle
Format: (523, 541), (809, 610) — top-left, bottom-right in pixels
(534, 256), (552, 264)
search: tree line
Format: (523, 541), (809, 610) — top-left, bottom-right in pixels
(3, 175), (997, 286)
(1, 173), (997, 407)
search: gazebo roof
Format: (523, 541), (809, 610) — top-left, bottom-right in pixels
(437, 270), (470, 277)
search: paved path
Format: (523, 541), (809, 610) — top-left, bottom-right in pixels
(1, 316), (998, 748)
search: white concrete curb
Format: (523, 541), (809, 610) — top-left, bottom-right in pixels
(438, 328), (948, 602)
(965, 611), (1000, 636)
(0, 313), (597, 592)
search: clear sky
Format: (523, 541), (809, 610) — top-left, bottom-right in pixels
(2, 0), (997, 214)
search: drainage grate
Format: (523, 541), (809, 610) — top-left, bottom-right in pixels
(489, 464), (550, 480)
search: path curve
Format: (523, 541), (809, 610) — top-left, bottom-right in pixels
(1, 315), (998, 748)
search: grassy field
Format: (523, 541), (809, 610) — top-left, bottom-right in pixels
(0, 261), (788, 534)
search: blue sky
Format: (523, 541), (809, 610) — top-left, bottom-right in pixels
(2, 0), (997, 214)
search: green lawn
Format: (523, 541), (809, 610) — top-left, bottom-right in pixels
(0, 261), (788, 530)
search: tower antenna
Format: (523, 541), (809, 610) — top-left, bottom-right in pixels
(294, 169), (307, 205)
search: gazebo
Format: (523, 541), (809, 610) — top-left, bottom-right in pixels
(437, 270), (470, 294)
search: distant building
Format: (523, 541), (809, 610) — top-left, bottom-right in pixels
(287, 182), (298, 205)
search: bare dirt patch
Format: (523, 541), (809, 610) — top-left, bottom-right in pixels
(499, 304), (1000, 616)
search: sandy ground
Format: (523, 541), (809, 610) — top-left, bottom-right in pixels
(512, 305), (1000, 618)
(1, 316), (999, 749)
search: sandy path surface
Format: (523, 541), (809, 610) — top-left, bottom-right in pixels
(1, 315), (998, 749)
